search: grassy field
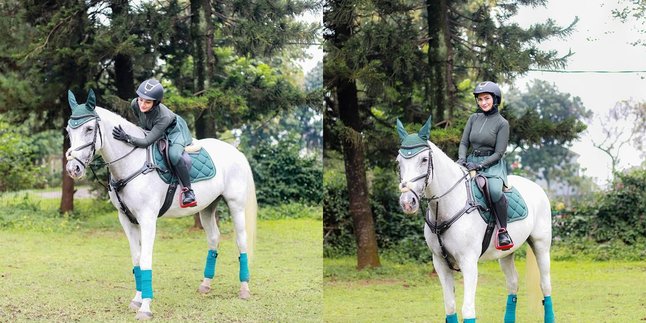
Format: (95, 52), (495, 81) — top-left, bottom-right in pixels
(0, 192), (322, 322)
(324, 255), (646, 322)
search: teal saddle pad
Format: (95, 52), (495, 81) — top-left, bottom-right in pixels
(470, 180), (528, 223)
(152, 144), (216, 184)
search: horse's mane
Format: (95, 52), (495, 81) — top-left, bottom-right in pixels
(428, 141), (458, 166)
(95, 106), (144, 135)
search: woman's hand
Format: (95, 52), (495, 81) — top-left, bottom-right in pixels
(112, 125), (131, 144)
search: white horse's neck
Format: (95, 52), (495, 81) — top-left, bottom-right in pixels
(425, 141), (470, 220)
(95, 107), (149, 179)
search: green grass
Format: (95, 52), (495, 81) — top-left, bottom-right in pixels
(0, 192), (322, 322)
(324, 255), (646, 322)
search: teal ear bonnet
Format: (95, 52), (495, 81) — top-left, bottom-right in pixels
(396, 115), (432, 159)
(67, 89), (99, 128)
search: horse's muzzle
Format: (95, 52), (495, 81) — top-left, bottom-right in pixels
(399, 191), (419, 214)
(66, 159), (86, 179)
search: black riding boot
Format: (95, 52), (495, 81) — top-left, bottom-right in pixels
(494, 195), (513, 250)
(175, 156), (196, 208)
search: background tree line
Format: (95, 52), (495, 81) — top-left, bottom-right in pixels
(0, 0), (323, 213)
(323, 0), (645, 269)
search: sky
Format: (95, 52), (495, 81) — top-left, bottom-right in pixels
(302, 2), (645, 186)
(512, 0), (646, 185)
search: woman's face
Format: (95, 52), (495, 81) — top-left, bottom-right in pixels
(138, 97), (155, 112)
(476, 93), (494, 112)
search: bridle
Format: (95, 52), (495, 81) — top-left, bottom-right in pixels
(66, 116), (139, 186)
(66, 116), (102, 168)
(398, 143), (433, 203)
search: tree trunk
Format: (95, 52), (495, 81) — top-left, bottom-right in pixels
(191, 0), (205, 92)
(326, 0), (380, 269)
(337, 79), (381, 270)
(426, 0), (450, 124)
(111, 0), (134, 100)
(60, 127), (74, 213)
(190, 0), (206, 230)
(203, 0), (216, 85)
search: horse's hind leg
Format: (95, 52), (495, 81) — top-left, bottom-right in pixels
(118, 212), (143, 312)
(499, 253), (519, 323)
(226, 196), (250, 299)
(198, 200), (221, 294)
(529, 237), (555, 323)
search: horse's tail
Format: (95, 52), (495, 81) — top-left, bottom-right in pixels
(243, 162), (257, 262)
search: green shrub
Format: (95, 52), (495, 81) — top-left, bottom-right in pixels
(247, 137), (322, 206)
(0, 120), (49, 191)
(592, 169), (646, 244)
(323, 162), (430, 263)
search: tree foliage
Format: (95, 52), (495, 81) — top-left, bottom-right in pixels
(504, 80), (592, 189)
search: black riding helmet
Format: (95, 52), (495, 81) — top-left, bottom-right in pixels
(473, 81), (501, 106)
(136, 79), (164, 103)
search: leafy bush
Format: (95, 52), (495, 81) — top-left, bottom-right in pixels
(553, 168), (646, 246)
(0, 120), (49, 191)
(247, 137), (322, 206)
(592, 169), (646, 244)
(323, 161), (430, 263)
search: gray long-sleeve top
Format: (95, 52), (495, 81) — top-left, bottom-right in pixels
(458, 111), (510, 168)
(128, 99), (177, 148)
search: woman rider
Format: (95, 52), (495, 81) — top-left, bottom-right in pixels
(457, 81), (513, 250)
(112, 79), (197, 208)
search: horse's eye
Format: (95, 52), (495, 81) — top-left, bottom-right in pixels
(86, 127), (93, 133)
(421, 157), (428, 163)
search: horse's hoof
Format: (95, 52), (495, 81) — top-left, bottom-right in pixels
(129, 301), (142, 311)
(198, 283), (211, 294)
(135, 311), (153, 320)
(239, 288), (251, 300)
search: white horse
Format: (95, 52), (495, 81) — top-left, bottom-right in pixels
(396, 117), (554, 323)
(65, 90), (257, 320)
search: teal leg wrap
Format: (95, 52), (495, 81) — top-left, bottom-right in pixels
(543, 296), (555, 323)
(239, 253), (250, 282)
(504, 294), (517, 323)
(463, 318), (476, 323)
(204, 249), (218, 279)
(133, 266), (142, 292)
(141, 269), (153, 299)
(446, 313), (458, 323)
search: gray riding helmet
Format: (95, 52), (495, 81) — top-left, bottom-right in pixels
(136, 79), (164, 102)
(473, 81), (501, 106)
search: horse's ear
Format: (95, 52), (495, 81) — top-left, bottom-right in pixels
(418, 115), (432, 141)
(86, 89), (96, 110)
(396, 118), (408, 143)
(68, 90), (78, 109)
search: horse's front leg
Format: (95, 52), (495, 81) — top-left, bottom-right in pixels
(459, 255), (479, 323)
(427, 228), (458, 323)
(134, 215), (157, 320)
(118, 212), (143, 312)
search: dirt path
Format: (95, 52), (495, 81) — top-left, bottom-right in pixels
(37, 186), (94, 199)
